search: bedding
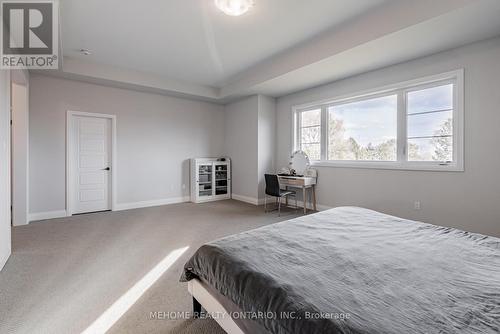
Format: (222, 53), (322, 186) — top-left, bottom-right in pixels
(181, 207), (500, 333)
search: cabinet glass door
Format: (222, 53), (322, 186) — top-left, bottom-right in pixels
(198, 164), (213, 197)
(215, 164), (228, 195)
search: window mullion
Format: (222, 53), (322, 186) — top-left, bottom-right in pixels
(296, 112), (301, 152)
(320, 106), (328, 161)
(397, 90), (407, 164)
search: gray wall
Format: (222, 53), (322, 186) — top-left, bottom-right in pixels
(276, 37), (500, 237)
(224, 95), (276, 203)
(29, 74), (225, 214)
(26, 38), (500, 237)
(224, 96), (259, 200)
(257, 95), (276, 201)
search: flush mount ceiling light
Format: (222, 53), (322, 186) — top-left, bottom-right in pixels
(215, 0), (254, 16)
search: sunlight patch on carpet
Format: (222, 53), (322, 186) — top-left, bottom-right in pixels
(81, 246), (189, 334)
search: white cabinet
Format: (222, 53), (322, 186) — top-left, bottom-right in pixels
(191, 158), (231, 203)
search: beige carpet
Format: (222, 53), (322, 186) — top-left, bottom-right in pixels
(0, 200), (303, 334)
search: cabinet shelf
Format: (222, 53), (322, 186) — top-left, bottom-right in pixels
(191, 158), (231, 203)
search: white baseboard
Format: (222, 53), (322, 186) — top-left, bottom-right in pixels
(26, 198), (331, 223)
(232, 194), (331, 211)
(316, 204), (332, 211)
(232, 194), (261, 205)
(265, 199), (332, 212)
(27, 197), (190, 222)
(0, 247), (10, 271)
(115, 196), (190, 211)
(28, 210), (68, 222)
(294, 200), (332, 212)
(233, 194), (332, 212)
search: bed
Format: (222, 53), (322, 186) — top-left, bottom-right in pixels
(181, 207), (500, 333)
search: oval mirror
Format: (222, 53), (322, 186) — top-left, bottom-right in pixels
(289, 150), (310, 176)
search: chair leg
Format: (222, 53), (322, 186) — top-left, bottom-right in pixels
(264, 196), (267, 212)
(278, 197), (281, 217)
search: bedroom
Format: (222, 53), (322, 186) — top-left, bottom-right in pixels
(0, 0), (499, 333)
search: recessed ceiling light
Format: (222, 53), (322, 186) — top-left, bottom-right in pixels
(79, 48), (92, 56)
(215, 0), (254, 16)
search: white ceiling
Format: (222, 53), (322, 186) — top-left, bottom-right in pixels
(54, 0), (500, 102)
(61, 0), (387, 87)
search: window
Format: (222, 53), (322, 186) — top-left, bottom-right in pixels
(407, 84), (453, 162)
(293, 70), (463, 171)
(328, 95), (397, 161)
(297, 108), (321, 160)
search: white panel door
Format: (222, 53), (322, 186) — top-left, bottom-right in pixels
(72, 116), (111, 214)
(0, 70), (11, 271)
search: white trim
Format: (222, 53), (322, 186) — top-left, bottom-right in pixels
(454, 69), (465, 171)
(28, 197), (191, 221)
(231, 194), (261, 206)
(0, 70), (11, 271)
(29, 210), (68, 222)
(310, 161), (463, 172)
(114, 196), (190, 211)
(396, 90), (406, 164)
(11, 79), (30, 226)
(292, 69), (465, 172)
(233, 194), (332, 212)
(269, 199), (332, 212)
(66, 111), (117, 216)
(295, 200), (332, 212)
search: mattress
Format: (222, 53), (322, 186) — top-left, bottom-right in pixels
(181, 207), (500, 333)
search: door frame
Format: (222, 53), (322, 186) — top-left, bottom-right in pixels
(66, 111), (117, 216)
(11, 71), (30, 226)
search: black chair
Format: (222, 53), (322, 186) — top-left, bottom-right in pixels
(264, 174), (297, 216)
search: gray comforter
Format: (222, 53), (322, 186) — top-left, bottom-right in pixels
(181, 207), (500, 334)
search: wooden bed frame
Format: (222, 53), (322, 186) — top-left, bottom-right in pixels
(188, 278), (244, 334)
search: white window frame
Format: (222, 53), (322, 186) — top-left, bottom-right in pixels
(292, 69), (464, 172)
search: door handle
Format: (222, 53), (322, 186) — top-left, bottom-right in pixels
(103, 167), (110, 171)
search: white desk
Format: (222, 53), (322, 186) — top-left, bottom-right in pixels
(278, 175), (317, 214)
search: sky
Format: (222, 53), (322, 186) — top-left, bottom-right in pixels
(329, 84), (453, 146)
